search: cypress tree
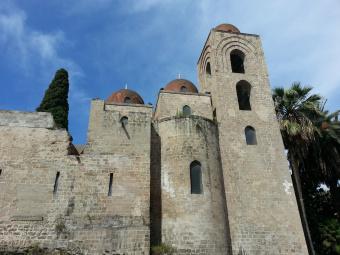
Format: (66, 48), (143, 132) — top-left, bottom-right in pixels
(36, 68), (69, 129)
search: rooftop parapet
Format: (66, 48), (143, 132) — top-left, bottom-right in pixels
(0, 110), (55, 129)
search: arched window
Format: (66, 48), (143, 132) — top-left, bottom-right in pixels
(183, 105), (191, 116)
(245, 126), (257, 145)
(120, 116), (128, 126)
(190, 161), (202, 194)
(124, 97), (131, 103)
(180, 86), (188, 92)
(206, 62), (211, 76)
(230, 49), (245, 73)
(236, 80), (251, 110)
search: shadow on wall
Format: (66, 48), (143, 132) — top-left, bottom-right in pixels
(150, 125), (162, 247)
(120, 116), (130, 140)
(215, 124), (234, 254)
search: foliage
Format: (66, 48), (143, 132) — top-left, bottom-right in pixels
(273, 83), (322, 151)
(310, 109), (340, 212)
(36, 68), (69, 129)
(0, 243), (70, 254)
(55, 217), (67, 237)
(151, 243), (176, 255)
(304, 188), (339, 254)
(318, 218), (340, 254)
(27, 243), (45, 255)
(273, 82), (340, 254)
(273, 82), (323, 253)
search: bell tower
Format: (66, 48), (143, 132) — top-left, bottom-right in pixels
(197, 24), (308, 254)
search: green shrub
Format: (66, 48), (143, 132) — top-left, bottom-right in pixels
(27, 243), (45, 255)
(319, 218), (340, 254)
(55, 217), (67, 237)
(151, 243), (176, 255)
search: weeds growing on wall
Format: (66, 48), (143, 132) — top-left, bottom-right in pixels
(151, 243), (176, 255)
(55, 216), (67, 238)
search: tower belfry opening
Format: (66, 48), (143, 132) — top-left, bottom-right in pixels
(236, 80), (251, 110)
(230, 49), (245, 73)
(206, 62), (211, 76)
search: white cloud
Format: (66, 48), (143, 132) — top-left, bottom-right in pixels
(0, 2), (90, 114)
(0, 6), (80, 76)
(30, 31), (63, 62)
(69, 0), (175, 13)
(126, 0), (175, 12)
(62, 0), (114, 14)
(1, 3), (86, 83)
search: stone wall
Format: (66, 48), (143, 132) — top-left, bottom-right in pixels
(0, 108), (151, 255)
(155, 116), (231, 254)
(86, 100), (152, 155)
(197, 29), (308, 254)
(0, 111), (79, 253)
(154, 91), (212, 121)
(0, 110), (55, 128)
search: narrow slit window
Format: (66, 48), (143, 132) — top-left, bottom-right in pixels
(53, 171), (60, 194)
(245, 126), (257, 145)
(236, 80), (251, 110)
(190, 161), (202, 194)
(0, 169), (2, 176)
(230, 49), (245, 73)
(108, 173), (113, 196)
(183, 105), (191, 116)
(206, 62), (211, 76)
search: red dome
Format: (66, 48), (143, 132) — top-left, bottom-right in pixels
(106, 89), (144, 104)
(214, 24), (240, 33)
(164, 79), (198, 93)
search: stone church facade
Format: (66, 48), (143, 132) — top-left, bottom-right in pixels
(0, 24), (308, 254)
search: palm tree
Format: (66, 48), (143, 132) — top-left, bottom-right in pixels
(273, 82), (323, 255)
(312, 108), (340, 216)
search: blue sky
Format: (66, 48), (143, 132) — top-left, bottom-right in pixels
(1, 0), (340, 144)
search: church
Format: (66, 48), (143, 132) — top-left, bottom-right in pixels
(0, 24), (308, 254)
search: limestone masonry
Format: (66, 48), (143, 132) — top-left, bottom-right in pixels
(0, 24), (308, 254)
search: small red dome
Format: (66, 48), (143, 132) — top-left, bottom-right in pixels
(106, 89), (144, 104)
(164, 79), (198, 93)
(214, 24), (240, 33)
